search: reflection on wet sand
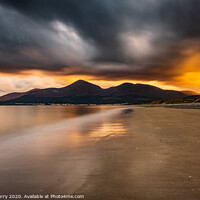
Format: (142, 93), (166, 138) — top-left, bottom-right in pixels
(0, 107), (127, 195)
(0, 105), (108, 136)
(0, 106), (200, 200)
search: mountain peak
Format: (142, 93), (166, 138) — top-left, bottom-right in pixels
(68, 80), (101, 89)
(75, 79), (87, 83)
(119, 82), (134, 87)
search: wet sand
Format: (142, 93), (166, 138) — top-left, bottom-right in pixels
(0, 106), (200, 199)
(80, 107), (200, 200)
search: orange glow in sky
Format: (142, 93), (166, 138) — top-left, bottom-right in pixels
(172, 52), (200, 93)
(0, 51), (200, 96)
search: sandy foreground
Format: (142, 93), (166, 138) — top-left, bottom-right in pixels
(0, 106), (200, 200)
(79, 106), (200, 200)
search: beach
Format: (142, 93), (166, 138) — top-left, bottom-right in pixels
(0, 105), (200, 199)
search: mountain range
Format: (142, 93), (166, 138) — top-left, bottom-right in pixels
(0, 80), (197, 105)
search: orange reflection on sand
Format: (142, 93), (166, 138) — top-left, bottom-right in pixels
(29, 108), (125, 155)
(88, 122), (126, 139)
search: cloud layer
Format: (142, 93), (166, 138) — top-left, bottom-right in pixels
(0, 75), (65, 96)
(0, 0), (200, 88)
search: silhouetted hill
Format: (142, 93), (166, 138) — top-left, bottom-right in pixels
(0, 80), (188, 104)
(181, 90), (199, 96)
(105, 83), (185, 99)
(185, 95), (200, 100)
(59, 80), (102, 96)
(0, 92), (26, 102)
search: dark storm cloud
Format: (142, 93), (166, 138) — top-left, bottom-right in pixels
(0, 0), (200, 81)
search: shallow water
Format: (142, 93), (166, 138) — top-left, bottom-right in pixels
(0, 105), (112, 136)
(0, 105), (126, 194)
(0, 105), (200, 200)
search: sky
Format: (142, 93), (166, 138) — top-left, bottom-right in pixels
(0, 0), (200, 95)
